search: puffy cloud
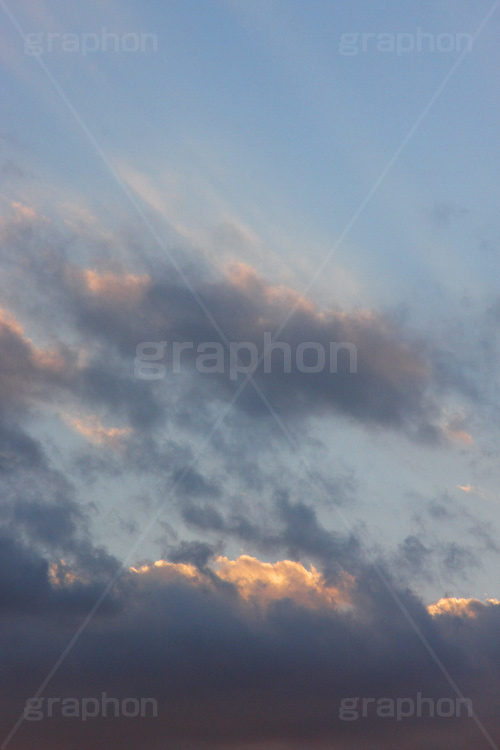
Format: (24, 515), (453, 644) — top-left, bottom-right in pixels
(131, 554), (354, 610)
(1, 548), (500, 749)
(428, 596), (500, 619)
(214, 554), (354, 608)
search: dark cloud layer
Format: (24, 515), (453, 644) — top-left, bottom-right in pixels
(0, 539), (499, 750)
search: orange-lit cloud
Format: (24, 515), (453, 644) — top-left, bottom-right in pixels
(457, 484), (487, 500)
(443, 413), (473, 445)
(446, 428), (473, 445)
(10, 201), (38, 223)
(130, 559), (203, 581)
(226, 262), (316, 315)
(0, 307), (25, 338)
(0, 201), (47, 228)
(65, 266), (150, 304)
(49, 559), (89, 587)
(0, 307), (67, 376)
(215, 555), (354, 608)
(130, 555), (354, 610)
(64, 413), (132, 446)
(80, 269), (150, 302)
(427, 596), (500, 619)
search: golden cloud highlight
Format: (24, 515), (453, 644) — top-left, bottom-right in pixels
(215, 555), (354, 608)
(130, 555), (354, 610)
(81, 269), (150, 302)
(427, 596), (500, 619)
(0, 307), (68, 376)
(49, 560), (89, 587)
(225, 262), (316, 315)
(64, 413), (132, 446)
(65, 266), (150, 304)
(130, 559), (203, 581)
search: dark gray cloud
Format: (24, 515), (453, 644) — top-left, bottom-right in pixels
(0, 204), (445, 442)
(166, 539), (218, 568)
(171, 467), (221, 499)
(0, 545), (499, 749)
(403, 492), (500, 587)
(180, 493), (360, 575)
(73, 266), (438, 438)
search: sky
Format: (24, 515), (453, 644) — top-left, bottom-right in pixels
(0, 0), (500, 748)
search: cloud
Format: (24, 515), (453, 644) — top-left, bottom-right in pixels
(0, 306), (75, 410)
(66, 267), (150, 304)
(165, 539), (218, 569)
(1, 549), (500, 749)
(63, 256), (438, 439)
(427, 596), (500, 619)
(63, 413), (133, 446)
(1, 200), (490, 451)
(214, 554), (354, 608)
(1, 196), (500, 749)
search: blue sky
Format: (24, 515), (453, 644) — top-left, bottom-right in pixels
(1, 2), (500, 749)
(3, 1), (499, 307)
